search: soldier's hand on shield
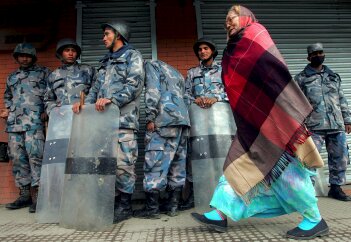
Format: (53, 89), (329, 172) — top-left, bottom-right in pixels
(0, 109), (9, 119)
(203, 97), (218, 108)
(40, 112), (49, 122)
(345, 124), (351, 134)
(72, 102), (82, 114)
(194, 97), (206, 108)
(95, 98), (112, 112)
(146, 122), (155, 132)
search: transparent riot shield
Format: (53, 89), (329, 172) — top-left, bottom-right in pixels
(314, 167), (328, 197)
(59, 104), (119, 231)
(190, 102), (236, 213)
(36, 105), (73, 223)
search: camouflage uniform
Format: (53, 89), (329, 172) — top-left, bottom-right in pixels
(144, 60), (190, 192)
(184, 61), (228, 182)
(295, 64), (351, 185)
(185, 61), (228, 102)
(85, 45), (144, 194)
(4, 64), (50, 187)
(45, 62), (96, 114)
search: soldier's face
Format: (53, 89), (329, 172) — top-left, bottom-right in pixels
(103, 28), (116, 50)
(62, 47), (77, 64)
(198, 44), (213, 61)
(17, 54), (33, 68)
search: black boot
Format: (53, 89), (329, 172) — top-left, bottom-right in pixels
(159, 187), (182, 216)
(6, 185), (32, 209)
(133, 190), (160, 219)
(328, 184), (351, 201)
(29, 186), (38, 213)
(114, 194), (121, 209)
(179, 184), (194, 211)
(113, 192), (133, 223)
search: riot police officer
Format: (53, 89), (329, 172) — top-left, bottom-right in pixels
(133, 60), (190, 218)
(73, 20), (144, 223)
(182, 38), (228, 210)
(3, 43), (50, 213)
(295, 43), (351, 201)
(45, 38), (96, 114)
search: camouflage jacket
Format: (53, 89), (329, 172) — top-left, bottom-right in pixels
(85, 46), (144, 130)
(145, 60), (190, 128)
(185, 61), (228, 102)
(4, 64), (50, 132)
(295, 64), (351, 131)
(45, 62), (96, 115)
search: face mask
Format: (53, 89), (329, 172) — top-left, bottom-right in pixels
(310, 55), (325, 67)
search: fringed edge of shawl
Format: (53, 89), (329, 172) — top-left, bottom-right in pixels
(240, 126), (311, 204)
(285, 125), (311, 155)
(240, 152), (291, 204)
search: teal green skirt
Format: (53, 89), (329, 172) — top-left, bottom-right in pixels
(210, 155), (321, 222)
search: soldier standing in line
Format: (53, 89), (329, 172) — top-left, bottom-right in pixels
(133, 60), (191, 219)
(72, 20), (144, 223)
(45, 38), (96, 115)
(2, 43), (50, 213)
(182, 38), (228, 210)
(295, 43), (351, 201)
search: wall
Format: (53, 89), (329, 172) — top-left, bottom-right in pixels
(156, 0), (198, 77)
(0, 1), (77, 204)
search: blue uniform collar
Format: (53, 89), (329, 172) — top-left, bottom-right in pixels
(100, 43), (133, 62)
(304, 64), (335, 77)
(200, 60), (220, 70)
(61, 61), (78, 68)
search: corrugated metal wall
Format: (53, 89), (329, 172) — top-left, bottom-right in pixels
(198, 0), (351, 182)
(80, 0), (151, 197)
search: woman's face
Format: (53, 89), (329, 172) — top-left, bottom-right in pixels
(225, 10), (240, 37)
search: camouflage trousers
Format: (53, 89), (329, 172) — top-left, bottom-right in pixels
(311, 131), (349, 185)
(143, 126), (188, 192)
(116, 129), (138, 194)
(8, 129), (45, 187)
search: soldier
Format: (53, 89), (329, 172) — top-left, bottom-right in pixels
(182, 38), (228, 210)
(45, 38), (96, 114)
(72, 20), (144, 223)
(2, 43), (50, 213)
(133, 60), (190, 219)
(295, 43), (351, 201)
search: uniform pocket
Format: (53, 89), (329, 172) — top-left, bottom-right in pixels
(145, 132), (165, 151)
(7, 106), (16, 125)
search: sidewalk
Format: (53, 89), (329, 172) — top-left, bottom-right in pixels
(0, 192), (350, 242)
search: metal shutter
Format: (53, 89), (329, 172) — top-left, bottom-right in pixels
(197, 0), (351, 183)
(80, 0), (151, 198)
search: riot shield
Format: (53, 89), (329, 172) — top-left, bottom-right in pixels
(190, 102), (236, 213)
(59, 104), (119, 231)
(36, 105), (73, 223)
(314, 167), (328, 196)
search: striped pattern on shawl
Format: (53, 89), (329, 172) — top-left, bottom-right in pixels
(221, 6), (323, 200)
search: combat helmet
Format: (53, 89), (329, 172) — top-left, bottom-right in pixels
(56, 38), (81, 59)
(13, 43), (37, 63)
(193, 37), (218, 59)
(101, 20), (130, 43)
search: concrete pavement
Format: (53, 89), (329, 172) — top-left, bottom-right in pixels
(0, 189), (350, 242)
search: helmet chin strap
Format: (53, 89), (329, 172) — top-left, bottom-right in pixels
(108, 33), (119, 51)
(201, 54), (214, 65)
